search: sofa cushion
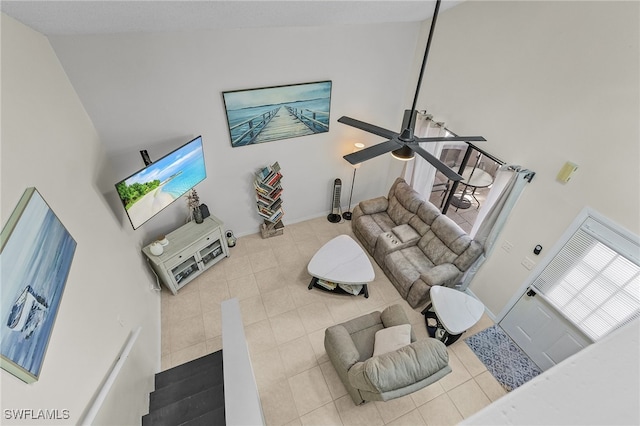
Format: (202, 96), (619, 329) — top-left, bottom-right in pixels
(392, 181), (423, 213)
(387, 196), (416, 225)
(432, 215), (472, 254)
(411, 199), (441, 231)
(417, 216), (471, 266)
(385, 180), (422, 225)
(392, 224), (420, 244)
(418, 231), (459, 266)
(372, 324), (411, 357)
(385, 247), (435, 296)
(339, 311), (384, 361)
(355, 212), (397, 251)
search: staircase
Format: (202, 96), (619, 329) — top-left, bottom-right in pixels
(142, 350), (225, 425)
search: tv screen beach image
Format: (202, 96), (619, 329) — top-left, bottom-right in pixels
(116, 137), (206, 229)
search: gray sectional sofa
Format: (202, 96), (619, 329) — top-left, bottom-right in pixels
(352, 178), (483, 308)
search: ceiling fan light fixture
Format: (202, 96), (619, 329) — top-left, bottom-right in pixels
(391, 145), (414, 161)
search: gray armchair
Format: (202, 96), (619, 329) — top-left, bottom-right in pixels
(324, 304), (451, 405)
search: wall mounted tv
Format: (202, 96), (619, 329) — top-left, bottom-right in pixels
(115, 136), (206, 230)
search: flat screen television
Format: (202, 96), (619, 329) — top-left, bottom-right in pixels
(115, 136), (206, 229)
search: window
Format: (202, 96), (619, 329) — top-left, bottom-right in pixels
(532, 217), (640, 341)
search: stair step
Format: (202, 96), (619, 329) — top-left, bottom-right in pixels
(142, 383), (224, 426)
(150, 361), (224, 411)
(179, 406), (225, 426)
(155, 350), (222, 390)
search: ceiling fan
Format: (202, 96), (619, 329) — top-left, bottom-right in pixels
(339, 0), (485, 182)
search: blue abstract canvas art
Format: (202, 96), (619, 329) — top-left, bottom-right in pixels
(0, 188), (76, 383)
(223, 80), (332, 147)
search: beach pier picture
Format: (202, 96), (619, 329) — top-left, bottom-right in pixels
(0, 188), (76, 383)
(115, 136), (207, 229)
(223, 81), (332, 147)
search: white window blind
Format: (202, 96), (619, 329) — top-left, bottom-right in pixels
(532, 217), (640, 342)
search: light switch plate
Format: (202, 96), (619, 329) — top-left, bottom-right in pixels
(522, 257), (535, 270)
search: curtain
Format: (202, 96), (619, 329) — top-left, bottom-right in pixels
(458, 166), (532, 291)
(401, 112), (447, 200)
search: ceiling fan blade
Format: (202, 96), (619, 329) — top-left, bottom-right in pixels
(344, 140), (402, 165)
(401, 110), (417, 131)
(410, 145), (463, 182)
(338, 116), (399, 140)
(415, 135), (487, 143)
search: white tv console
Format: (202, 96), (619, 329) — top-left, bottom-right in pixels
(142, 215), (229, 295)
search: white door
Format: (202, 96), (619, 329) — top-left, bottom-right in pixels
(499, 211), (640, 372)
(500, 289), (590, 371)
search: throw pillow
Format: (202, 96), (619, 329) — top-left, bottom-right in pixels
(372, 324), (412, 356)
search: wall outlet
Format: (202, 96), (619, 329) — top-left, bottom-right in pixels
(521, 257), (535, 270)
(502, 240), (514, 253)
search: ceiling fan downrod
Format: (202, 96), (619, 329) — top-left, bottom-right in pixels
(337, 0), (485, 179)
(408, 0), (441, 131)
(392, 0), (441, 160)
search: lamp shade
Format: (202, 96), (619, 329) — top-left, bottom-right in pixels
(391, 145), (414, 161)
(353, 143), (365, 168)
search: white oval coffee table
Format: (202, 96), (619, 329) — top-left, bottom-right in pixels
(307, 235), (374, 298)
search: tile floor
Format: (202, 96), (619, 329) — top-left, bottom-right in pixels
(160, 214), (506, 426)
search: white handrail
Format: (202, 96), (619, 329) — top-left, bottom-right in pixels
(221, 298), (264, 426)
(80, 326), (142, 425)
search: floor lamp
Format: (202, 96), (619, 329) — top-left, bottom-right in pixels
(343, 143), (365, 220)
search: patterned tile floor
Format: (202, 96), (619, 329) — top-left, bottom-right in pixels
(160, 206), (506, 425)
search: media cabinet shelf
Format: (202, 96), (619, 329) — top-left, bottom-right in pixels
(142, 215), (229, 294)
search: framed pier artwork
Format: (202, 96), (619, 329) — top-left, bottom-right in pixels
(223, 80), (332, 147)
(0, 188), (77, 383)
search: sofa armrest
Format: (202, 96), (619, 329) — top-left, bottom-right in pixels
(420, 263), (462, 287)
(381, 304), (416, 342)
(380, 304), (410, 328)
(324, 325), (361, 371)
(359, 196), (388, 215)
(373, 228), (421, 266)
(348, 339), (450, 393)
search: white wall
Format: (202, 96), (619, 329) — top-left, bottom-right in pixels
(48, 22), (419, 245)
(417, 2), (639, 423)
(418, 0), (640, 317)
(1, 14), (159, 425)
(4, 1), (638, 422)
(462, 319), (640, 425)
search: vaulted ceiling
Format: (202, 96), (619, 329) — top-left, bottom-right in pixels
(1, 0), (462, 35)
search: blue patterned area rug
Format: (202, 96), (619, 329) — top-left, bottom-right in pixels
(464, 324), (542, 392)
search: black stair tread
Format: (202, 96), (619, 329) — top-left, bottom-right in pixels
(150, 361), (224, 411)
(142, 383), (224, 426)
(179, 406), (225, 426)
(155, 350), (222, 390)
